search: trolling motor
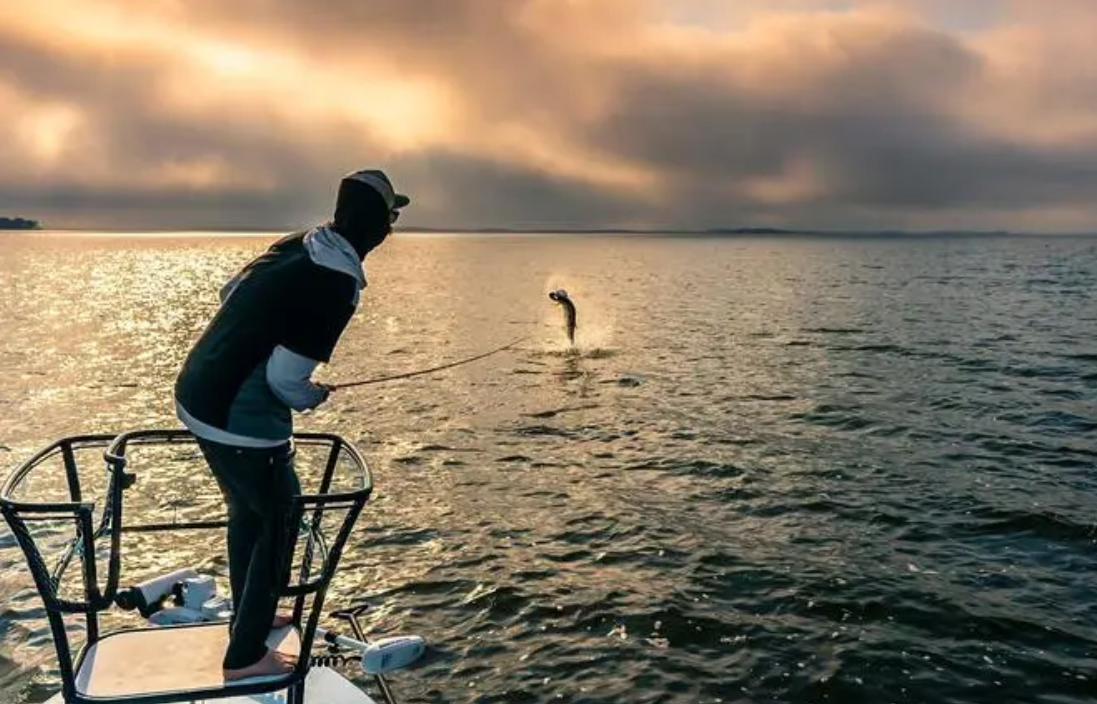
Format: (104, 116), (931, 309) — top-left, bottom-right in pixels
(114, 569), (231, 622)
(114, 567), (201, 617)
(114, 569), (426, 675)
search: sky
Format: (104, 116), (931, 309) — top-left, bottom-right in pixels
(2, 0), (1097, 232)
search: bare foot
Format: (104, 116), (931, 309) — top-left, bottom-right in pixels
(223, 649), (296, 681)
(272, 613), (294, 628)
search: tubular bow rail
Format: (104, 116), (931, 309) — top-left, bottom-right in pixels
(0, 428), (377, 704)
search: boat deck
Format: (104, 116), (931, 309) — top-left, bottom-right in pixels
(75, 623), (299, 698)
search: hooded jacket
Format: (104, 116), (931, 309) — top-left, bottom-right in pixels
(174, 172), (398, 447)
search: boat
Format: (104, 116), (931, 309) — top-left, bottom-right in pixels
(0, 428), (426, 704)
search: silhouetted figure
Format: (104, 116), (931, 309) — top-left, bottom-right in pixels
(174, 169), (410, 681)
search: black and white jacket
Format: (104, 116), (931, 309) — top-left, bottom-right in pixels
(174, 225), (364, 447)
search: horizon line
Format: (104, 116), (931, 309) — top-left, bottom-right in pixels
(6, 225), (1097, 238)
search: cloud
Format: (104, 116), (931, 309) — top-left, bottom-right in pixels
(2, 0), (1097, 231)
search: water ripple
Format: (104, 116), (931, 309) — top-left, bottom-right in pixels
(2, 233), (1097, 704)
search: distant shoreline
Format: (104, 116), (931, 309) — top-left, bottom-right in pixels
(401, 228), (1035, 239)
(0, 217), (42, 230)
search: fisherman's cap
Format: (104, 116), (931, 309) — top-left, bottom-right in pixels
(342, 169), (411, 212)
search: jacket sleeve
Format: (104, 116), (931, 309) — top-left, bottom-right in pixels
(266, 345), (328, 411)
(280, 274), (357, 363)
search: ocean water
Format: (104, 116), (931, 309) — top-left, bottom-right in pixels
(1, 230), (1096, 704)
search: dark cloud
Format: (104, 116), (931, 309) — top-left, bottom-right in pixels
(389, 151), (649, 229)
(2, 1), (1097, 230)
(0, 25), (387, 227)
(0, 182), (302, 230)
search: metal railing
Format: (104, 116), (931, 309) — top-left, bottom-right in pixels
(1, 428), (374, 704)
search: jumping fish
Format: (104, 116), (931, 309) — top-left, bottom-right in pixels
(548, 289), (577, 345)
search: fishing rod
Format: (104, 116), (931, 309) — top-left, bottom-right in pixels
(331, 336), (529, 390)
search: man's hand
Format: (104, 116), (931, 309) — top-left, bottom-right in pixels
(303, 382), (335, 411)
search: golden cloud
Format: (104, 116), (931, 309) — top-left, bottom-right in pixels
(1, 0), (1096, 230)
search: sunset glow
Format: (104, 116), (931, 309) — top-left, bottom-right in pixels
(2, 0), (1096, 231)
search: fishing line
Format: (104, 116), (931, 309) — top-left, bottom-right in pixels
(331, 335), (530, 390)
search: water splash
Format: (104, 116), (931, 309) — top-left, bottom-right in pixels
(541, 275), (615, 353)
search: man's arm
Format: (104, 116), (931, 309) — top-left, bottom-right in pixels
(273, 272), (357, 411)
(266, 346), (331, 411)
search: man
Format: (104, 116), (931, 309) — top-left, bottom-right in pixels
(174, 169), (409, 680)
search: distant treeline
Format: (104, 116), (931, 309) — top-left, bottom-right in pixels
(0, 217), (41, 230)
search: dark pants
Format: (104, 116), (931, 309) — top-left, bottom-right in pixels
(196, 438), (301, 670)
